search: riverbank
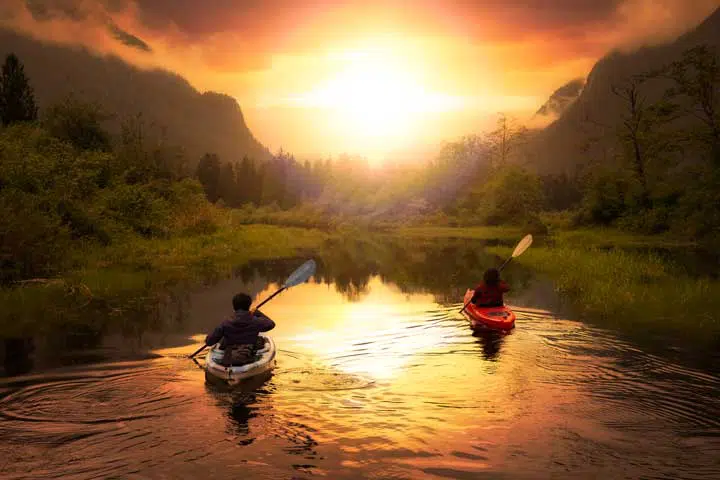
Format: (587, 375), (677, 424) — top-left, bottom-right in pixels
(0, 224), (328, 337)
(388, 225), (718, 353)
(484, 232), (719, 352)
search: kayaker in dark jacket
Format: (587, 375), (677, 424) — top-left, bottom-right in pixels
(205, 293), (276, 366)
(471, 268), (510, 307)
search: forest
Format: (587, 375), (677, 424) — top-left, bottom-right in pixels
(1, 42), (718, 292)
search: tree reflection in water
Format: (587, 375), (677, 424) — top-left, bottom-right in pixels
(235, 236), (534, 305)
(1, 236), (536, 377)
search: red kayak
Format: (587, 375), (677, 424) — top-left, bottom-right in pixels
(462, 289), (516, 331)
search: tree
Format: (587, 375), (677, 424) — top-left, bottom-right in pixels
(0, 54), (38, 126)
(541, 173), (583, 211)
(118, 113), (187, 182)
(611, 75), (678, 207)
(196, 153), (222, 203)
(666, 45), (720, 165)
(460, 165), (544, 225)
(237, 155), (263, 205)
(44, 95), (111, 152)
(218, 161), (239, 206)
(485, 114), (528, 170)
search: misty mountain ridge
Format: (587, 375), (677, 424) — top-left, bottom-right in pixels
(0, 28), (271, 166)
(530, 6), (720, 174)
(535, 78), (585, 118)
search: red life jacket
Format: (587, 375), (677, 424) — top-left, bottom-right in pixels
(472, 281), (510, 306)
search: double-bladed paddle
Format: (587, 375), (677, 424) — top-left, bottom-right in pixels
(459, 234), (533, 315)
(189, 259), (317, 359)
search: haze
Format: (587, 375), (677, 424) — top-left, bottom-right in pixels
(1, 0), (719, 163)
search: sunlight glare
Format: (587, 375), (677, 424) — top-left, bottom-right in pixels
(279, 278), (445, 380)
(288, 44), (465, 154)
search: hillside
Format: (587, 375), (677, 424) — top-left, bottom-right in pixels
(530, 7), (720, 174)
(535, 78), (585, 119)
(0, 28), (271, 166)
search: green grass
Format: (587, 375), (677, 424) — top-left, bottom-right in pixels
(0, 224), (328, 336)
(551, 228), (698, 249)
(487, 243), (720, 348)
(391, 225), (524, 241)
(383, 224), (717, 350)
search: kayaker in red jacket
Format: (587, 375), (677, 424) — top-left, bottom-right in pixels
(205, 293), (275, 366)
(471, 268), (510, 307)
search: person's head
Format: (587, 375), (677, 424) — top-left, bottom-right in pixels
(232, 293), (253, 312)
(483, 268), (500, 286)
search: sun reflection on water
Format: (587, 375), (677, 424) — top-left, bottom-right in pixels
(259, 277), (448, 380)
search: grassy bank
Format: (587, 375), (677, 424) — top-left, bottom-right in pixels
(391, 226), (524, 241)
(0, 224), (328, 337)
(486, 234), (719, 349)
(549, 228), (699, 249)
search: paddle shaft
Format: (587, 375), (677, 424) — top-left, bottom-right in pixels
(498, 257), (513, 272)
(188, 259), (315, 359)
(253, 287), (286, 311)
(189, 344), (207, 359)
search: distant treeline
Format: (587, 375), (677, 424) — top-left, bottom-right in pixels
(195, 151), (334, 209)
(190, 44), (719, 240)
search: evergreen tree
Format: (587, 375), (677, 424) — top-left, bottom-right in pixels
(0, 54), (38, 126)
(196, 153), (222, 202)
(218, 161), (238, 206)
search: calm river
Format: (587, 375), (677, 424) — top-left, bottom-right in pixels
(1, 238), (718, 479)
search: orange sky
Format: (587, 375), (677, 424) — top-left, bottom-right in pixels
(1, 0), (719, 161)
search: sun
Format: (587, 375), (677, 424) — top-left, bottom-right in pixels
(289, 45), (464, 157)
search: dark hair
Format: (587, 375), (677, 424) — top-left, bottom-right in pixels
(483, 268), (500, 286)
(232, 293), (253, 311)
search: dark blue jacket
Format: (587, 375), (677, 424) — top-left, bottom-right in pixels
(205, 310), (275, 348)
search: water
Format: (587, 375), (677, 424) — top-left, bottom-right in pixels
(1, 239), (719, 479)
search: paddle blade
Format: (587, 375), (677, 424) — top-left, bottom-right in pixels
(511, 234), (533, 258)
(283, 259), (317, 288)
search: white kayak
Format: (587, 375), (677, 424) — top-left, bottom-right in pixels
(204, 334), (276, 385)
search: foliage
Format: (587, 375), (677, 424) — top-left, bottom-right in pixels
(390, 226), (524, 241)
(0, 104), (214, 285)
(578, 167), (632, 225)
(611, 75), (680, 206)
(569, 44), (720, 240)
(540, 173), (583, 211)
(43, 95), (112, 152)
(196, 153), (222, 202)
(0, 54), (37, 126)
(485, 113), (528, 169)
(0, 224), (328, 337)
(665, 45), (720, 165)
(118, 113), (190, 183)
(488, 240), (720, 350)
(473, 166), (545, 225)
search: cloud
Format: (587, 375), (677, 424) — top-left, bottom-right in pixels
(6, 1), (719, 69)
(608, 0), (720, 50)
(107, 22), (151, 52)
(1, 0), (718, 111)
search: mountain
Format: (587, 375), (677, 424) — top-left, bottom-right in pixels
(530, 7), (720, 174)
(535, 78), (585, 118)
(0, 28), (271, 165)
